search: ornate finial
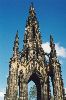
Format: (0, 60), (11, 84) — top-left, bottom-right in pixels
(50, 35), (57, 58)
(50, 35), (54, 48)
(50, 35), (53, 43)
(16, 30), (18, 35)
(30, 2), (34, 10)
(15, 30), (19, 44)
(13, 30), (19, 57)
(29, 2), (35, 17)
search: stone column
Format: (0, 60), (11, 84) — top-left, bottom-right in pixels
(41, 76), (50, 100)
(51, 62), (64, 100)
(18, 70), (28, 100)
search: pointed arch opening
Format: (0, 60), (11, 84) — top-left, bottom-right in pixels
(28, 72), (41, 100)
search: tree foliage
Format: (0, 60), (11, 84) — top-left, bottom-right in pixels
(50, 96), (54, 100)
(29, 84), (54, 100)
(29, 84), (37, 100)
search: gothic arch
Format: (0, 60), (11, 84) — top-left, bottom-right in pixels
(18, 62), (46, 100)
(28, 71), (42, 100)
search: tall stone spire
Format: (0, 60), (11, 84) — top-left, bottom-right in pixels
(4, 31), (19, 100)
(22, 3), (43, 62)
(49, 35), (65, 100)
(24, 3), (41, 45)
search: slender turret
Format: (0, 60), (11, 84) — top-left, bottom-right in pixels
(13, 30), (19, 58)
(4, 31), (19, 100)
(49, 35), (65, 100)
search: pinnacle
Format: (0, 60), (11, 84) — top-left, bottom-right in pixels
(16, 30), (18, 38)
(29, 2), (36, 17)
(30, 2), (34, 11)
(50, 35), (54, 48)
(16, 30), (18, 36)
(14, 30), (19, 52)
(15, 30), (19, 43)
(12, 30), (19, 58)
(50, 35), (53, 42)
(50, 35), (57, 58)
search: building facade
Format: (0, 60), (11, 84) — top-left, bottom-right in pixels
(4, 4), (65, 100)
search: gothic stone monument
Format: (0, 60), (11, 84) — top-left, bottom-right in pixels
(4, 3), (65, 100)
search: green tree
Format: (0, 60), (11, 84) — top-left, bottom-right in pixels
(29, 84), (37, 100)
(50, 96), (54, 100)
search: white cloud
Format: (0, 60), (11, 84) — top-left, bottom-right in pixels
(42, 42), (51, 53)
(0, 91), (4, 97)
(42, 42), (66, 58)
(0, 91), (4, 100)
(55, 43), (66, 58)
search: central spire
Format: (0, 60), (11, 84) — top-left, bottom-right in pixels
(21, 3), (44, 61)
(24, 3), (41, 45)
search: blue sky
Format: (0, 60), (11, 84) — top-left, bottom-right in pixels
(0, 0), (66, 99)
